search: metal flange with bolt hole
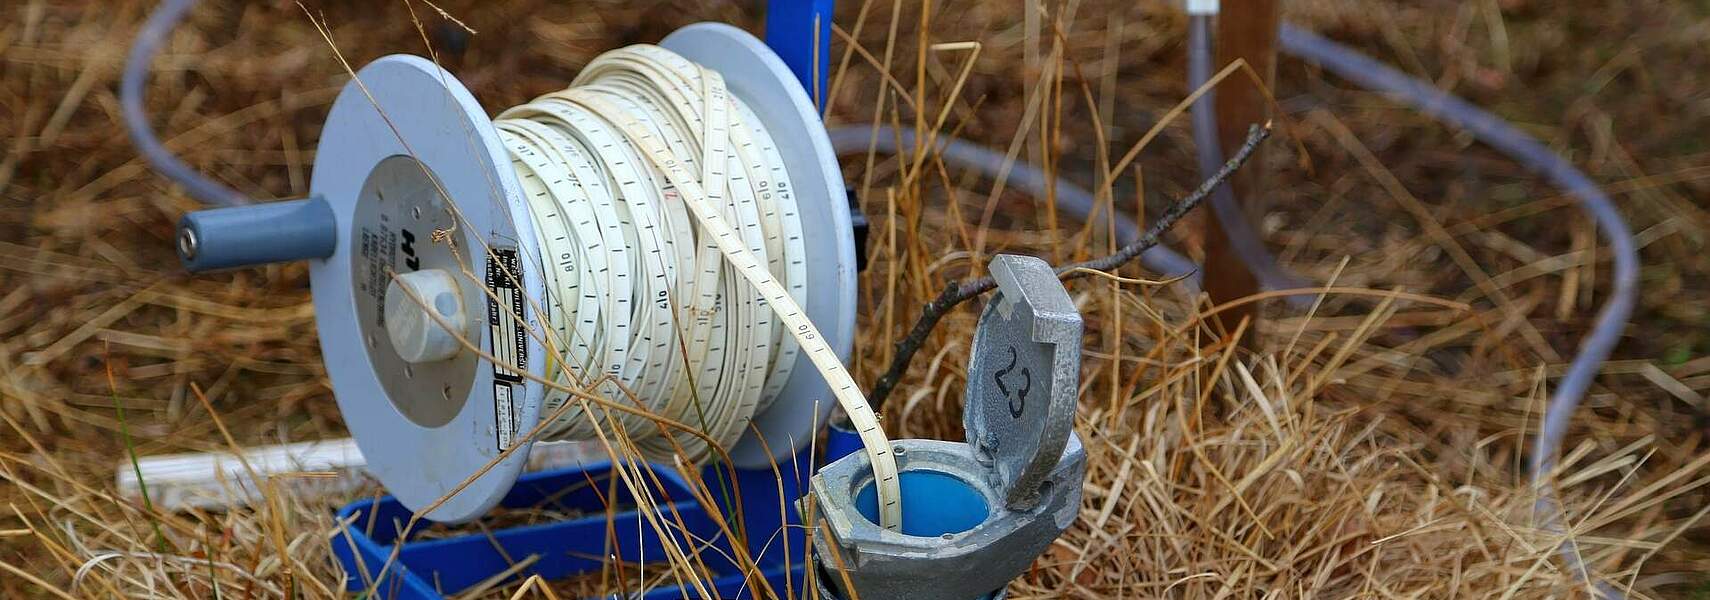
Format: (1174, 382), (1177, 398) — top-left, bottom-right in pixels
(809, 254), (1086, 600)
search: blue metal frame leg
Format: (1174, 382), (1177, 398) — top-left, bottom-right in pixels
(332, 456), (812, 599)
(765, 0), (835, 111)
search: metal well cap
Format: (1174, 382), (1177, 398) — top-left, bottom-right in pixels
(962, 254), (1083, 510)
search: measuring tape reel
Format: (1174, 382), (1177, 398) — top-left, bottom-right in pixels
(308, 23), (861, 523)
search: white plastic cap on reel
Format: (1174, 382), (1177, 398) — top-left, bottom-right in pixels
(306, 23), (856, 522)
(383, 269), (470, 364)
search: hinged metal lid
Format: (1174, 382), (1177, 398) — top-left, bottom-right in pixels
(963, 254), (1083, 510)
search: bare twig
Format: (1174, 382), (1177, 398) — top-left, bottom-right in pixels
(866, 123), (1272, 411)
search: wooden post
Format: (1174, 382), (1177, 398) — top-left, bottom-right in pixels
(1203, 1), (1279, 348)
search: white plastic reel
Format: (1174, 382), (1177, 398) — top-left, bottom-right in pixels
(308, 23), (855, 522)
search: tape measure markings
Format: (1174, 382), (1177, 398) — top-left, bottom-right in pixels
(489, 45), (903, 530)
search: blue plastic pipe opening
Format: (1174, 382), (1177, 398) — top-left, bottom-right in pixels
(855, 470), (990, 537)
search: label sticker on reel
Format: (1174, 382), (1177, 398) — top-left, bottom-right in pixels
(486, 247), (528, 450)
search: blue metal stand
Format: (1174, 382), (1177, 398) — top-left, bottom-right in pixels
(764, 0), (835, 111)
(330, 5), (845, 598)
(332, 457), (813, 599)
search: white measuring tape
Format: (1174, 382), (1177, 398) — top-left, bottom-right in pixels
(489, 45), (903, 530)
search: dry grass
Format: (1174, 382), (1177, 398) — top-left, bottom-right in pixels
(5, 0), (1710, 598)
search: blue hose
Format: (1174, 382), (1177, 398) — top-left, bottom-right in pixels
(122, 0), (250, 207)
(1280, 25), (1637, 597)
